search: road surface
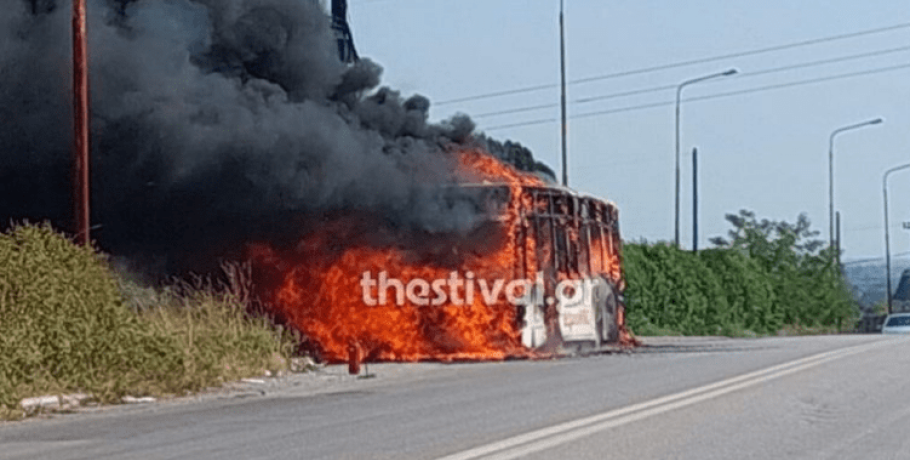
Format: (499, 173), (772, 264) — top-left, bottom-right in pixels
(2, 335), (908, 459)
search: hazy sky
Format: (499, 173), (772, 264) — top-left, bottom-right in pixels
(348, 0), (910, 261)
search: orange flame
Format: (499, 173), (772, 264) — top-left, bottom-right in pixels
(250, 149), (545, 362)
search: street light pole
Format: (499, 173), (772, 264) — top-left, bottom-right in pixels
(827, 118), (883, 249)
(675, 68), (737, 247)
(883, 163), (910, 315)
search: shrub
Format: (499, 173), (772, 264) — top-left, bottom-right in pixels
(0, 223), (181, 415)
(0, 223), (298, 420)
(698, 248), (780, 334)
(624, 243), (728, 336)
(624, 211), (858, 337)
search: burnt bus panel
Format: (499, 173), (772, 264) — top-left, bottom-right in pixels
(519, 186), (625, 348)
(451, 183), (626, 349)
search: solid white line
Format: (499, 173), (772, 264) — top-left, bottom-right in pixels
(437, 339), (891, 460)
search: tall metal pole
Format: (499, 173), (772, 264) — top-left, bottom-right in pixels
(836, 211), (841, 266)
(674, 86), (681, 246)
(692, 147), (698, 252)
(884, 180), (893, 315)
(674, 68), (737, 247)
(828, 134), (834, 249)
(883, 163), (910, 315)
(559, 0), (568, 187)
(73, 0), (91, 246)
(827, 118), (883, 248)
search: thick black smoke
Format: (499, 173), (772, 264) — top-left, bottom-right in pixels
(1, 0), (550, 274)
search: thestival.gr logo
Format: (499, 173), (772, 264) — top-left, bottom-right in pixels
(359, 271), (606, 309)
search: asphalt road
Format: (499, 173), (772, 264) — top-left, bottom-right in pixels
(2, 335), (907, 460)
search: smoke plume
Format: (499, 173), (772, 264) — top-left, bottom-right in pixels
(0, 0), (551, 274)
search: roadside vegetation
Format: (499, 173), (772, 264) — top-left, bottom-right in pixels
(0, 223), (299, 420)
(0, 210), (858, 418)
(624, 210), (858, 337)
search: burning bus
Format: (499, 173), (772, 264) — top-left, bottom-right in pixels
(9, 1), (631, 363)
(451, 181), (628, 351)
(249, 150), (632, 362)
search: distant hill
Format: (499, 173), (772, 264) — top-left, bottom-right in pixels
(843, 256), (910, 312)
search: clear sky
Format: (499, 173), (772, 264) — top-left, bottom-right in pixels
(347, 0), (910, 261)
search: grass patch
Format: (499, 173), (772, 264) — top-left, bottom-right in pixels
(0, 223), (299, 420)
(130, 276), (298, 393)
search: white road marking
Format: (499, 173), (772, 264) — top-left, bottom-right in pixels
(438, 338), (894, 460)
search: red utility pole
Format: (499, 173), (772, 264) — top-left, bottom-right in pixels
(73, 0), (91, 246)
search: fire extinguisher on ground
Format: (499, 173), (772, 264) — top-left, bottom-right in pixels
(347, 340), (361, 375)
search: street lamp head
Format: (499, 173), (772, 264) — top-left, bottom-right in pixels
(870, 118), (884, 125)
(673, 67), (738, 246)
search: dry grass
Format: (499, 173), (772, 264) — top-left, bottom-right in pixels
(127, 268), (298, 393)
(0, 223), (299, 420)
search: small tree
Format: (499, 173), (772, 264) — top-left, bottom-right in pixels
(710, 210), (857, 330)
(709, 210), (826, 259)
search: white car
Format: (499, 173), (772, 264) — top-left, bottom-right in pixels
(881, 313), (910, 335)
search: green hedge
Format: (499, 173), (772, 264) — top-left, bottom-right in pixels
(624, 243), (855, 336)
